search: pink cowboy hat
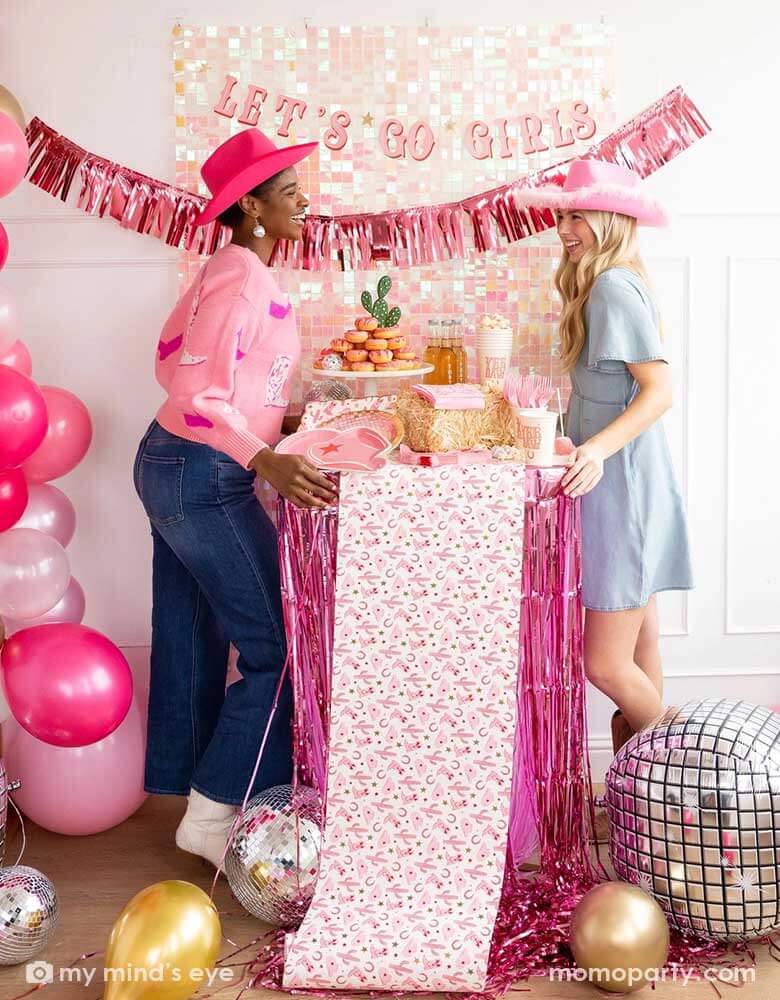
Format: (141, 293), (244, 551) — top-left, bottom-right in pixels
(518, 159), (669, 227)
(196, 128), (318, 227)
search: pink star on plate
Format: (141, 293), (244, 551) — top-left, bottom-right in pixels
(321, 443), (341, 454)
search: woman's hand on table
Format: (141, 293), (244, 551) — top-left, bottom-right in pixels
(560, 441), (605, 498)
(251, 449), (338, 509)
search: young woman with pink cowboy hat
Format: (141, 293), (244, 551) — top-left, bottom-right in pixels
(133, 127), (337, 867)
(520, 159), (693, 754)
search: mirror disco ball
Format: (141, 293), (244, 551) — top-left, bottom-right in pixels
(225, 784), (322, 928)
(303, 380), (352, 404)
(0, 866), (59, 965)
(606, 699), (780, 940)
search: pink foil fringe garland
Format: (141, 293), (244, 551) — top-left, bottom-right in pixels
(23, 86), (708, 269)
(251, 468), (757, 998)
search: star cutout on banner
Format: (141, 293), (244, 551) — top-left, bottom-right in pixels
(600, 87), (613, 100)
(362, 112), (375, 127)
(445, 119), (456, 131)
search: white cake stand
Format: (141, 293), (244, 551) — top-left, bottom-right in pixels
(309, 363), (435, 397)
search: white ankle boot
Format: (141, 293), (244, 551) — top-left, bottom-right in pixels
(175, 789), (238, 869)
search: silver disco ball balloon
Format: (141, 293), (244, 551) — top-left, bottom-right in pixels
(225, 784), (322, 927)
(0, 865), (59, 965)
(303, 379), (352, 404)
(606, 699), (780, 941)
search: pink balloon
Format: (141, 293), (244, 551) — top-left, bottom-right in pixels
(0, 112), (29, 198)
(14, 482), (76, 546)
(1, 622), (132, 748)
(21, 386), (92, 483)
(0, 467), (27, 531)
(0, 339), (32, 376)
(3, 576), (85, 635)
(2, 699), (147, 835)
(0, 527), (69, 619)
(0, 222), (8, 270)
(0, 365), (47, 468)
(0, 289), (20, 358)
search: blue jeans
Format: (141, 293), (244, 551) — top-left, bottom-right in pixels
(133, 421), (292, 805)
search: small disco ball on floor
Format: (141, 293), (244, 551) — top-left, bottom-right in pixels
(225, 784), (322, 928)
(0, 865), (59, 965)
(606, 699), (780, 941)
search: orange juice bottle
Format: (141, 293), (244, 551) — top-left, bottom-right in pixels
(453, 319), (468, 383)
(423, 319), (441, 384)
(437, 321), (458, 385)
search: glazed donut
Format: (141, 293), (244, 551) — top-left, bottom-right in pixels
(350, 361), (376, 371)
(346, 349), (369, 362)
(373, 363), (392, 371)
(397, 359), (418, 369)
(330, 338), (350, 352)
(345, 330), (368, 344)
(369, 350), (393, 364)
(393, 350), (417, 361)
(386, 337), (406, 351)
(356, 317), (379, 332)
(387, 359), (408, 370)
(365, 338), (389, 351)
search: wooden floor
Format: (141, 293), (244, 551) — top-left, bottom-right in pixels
(0, 794), (777, 999)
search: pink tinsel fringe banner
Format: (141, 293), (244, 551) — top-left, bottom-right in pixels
(23, 85), (708, 269)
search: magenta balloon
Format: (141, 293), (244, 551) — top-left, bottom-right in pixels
(0, 112), (29, 198)
(0, 527), (70, 619)
(0, 286), (18, 353)
(1, 700), (147, 835)
(14, 482), (76, 546)
(21, 385), (92, 483)
(0, 339), (32, 376)
(0, 365), (47, 468)
(0, 222), (8, 270)
(3, 576), (85, 634)
(1, 622), (132, 748)
(0, 467), (27, 531)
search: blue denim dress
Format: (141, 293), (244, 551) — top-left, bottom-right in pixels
(565, 267), (693, 611)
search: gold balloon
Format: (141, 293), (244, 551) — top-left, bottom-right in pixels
(570, 882), (670, 994)
(104, 880), (222, 1000)
(0, 87), (25, 131)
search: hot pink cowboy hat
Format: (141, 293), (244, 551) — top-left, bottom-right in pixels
(196, 128), (318, 227)
(518, 159), (669, 227)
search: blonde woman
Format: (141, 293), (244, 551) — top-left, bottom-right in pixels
(521, 160), (692, 752)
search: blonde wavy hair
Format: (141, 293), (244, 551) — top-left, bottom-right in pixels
(554, 210), (655, 372)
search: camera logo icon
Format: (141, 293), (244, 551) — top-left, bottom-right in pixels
(26, 960), (54, 985)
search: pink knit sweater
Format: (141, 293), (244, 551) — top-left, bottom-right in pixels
(155, 244), (300, 469)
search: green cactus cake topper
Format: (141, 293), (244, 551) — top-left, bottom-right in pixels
(361, 275), (402, 329)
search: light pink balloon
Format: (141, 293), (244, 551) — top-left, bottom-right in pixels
(0, 286), (18, 354)
(21, 386), (92, 483)
(3, 576), (85, 635)
(0, 112), (29, 198)
(0, 527), (70, 619)
(0, 222), (8, 270)
(1, 622), (133, 748)
(0, 339), (32, 376)
(14, 483), (76, 547)
(1, 699), (147, 835)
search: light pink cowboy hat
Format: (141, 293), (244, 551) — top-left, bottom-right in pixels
(196, 127), (318, 227)
(518, 159), (669, 227)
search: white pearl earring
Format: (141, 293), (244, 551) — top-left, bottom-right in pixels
(252, 218), (266, 238)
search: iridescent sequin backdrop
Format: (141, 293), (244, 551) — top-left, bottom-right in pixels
(173, 24), (615, 404)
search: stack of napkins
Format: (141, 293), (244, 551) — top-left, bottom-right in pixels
(410, 384), (486, 410)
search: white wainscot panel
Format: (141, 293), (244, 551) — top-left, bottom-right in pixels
(726, 258), (780, 634)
